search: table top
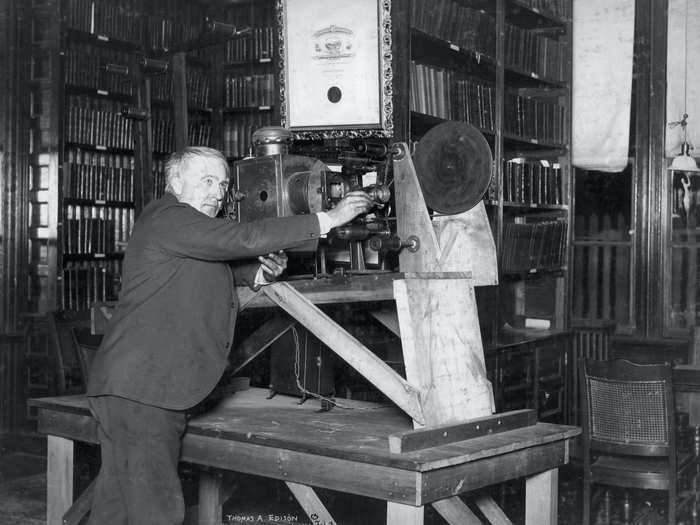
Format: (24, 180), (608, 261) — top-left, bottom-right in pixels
(30, 388), (579, 473)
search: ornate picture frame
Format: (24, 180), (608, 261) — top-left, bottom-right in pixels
(277, 0), (393, 139)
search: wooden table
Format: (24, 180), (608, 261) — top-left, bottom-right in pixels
(30, 388), (579, 525)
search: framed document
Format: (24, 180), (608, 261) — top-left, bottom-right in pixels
(278, 0), (393, 138)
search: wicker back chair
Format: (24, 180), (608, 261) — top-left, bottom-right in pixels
(580, 358), (696, 524)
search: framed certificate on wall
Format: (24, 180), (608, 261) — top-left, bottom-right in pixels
(278, 0), (393, 138)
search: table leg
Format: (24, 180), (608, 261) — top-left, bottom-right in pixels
(198, 471), (223, 525)
(47, 435), (74, 525)
(386, 502), (423, 525)
(525, 468), (558, 525)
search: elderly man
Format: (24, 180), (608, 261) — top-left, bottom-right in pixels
(86, 146), (372, 525)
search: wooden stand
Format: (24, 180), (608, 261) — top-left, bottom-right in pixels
(33, 142), (579, 524)
(31, 389), (578, 525)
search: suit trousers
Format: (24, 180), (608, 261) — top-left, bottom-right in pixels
(87, 395), (188, 525)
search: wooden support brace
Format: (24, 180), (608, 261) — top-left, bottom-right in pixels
(432, 497), (482, 525)
(388, 409), (536, 453)
(230, 315), (296, 374)
(285, 482), (336, 525)
(262, 282), (425, 425)
(394, 277), (494, 426)
(62, 478), (95, 525)
(474, 496), (514, 525)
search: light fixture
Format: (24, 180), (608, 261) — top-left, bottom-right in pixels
(669, 0), (699, 172)
(670, 114), (700, 171)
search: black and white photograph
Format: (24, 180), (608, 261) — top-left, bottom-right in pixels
(1, 0), (699, 524)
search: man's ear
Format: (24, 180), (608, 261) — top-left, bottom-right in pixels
(170, 173), (183, 195)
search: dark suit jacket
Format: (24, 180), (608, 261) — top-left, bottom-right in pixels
(87, 193), (320, 410)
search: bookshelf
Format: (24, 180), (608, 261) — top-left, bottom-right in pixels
(218, 1), (278, 161)
(394, 0), (573, 335)
(26, 0), (220, 313)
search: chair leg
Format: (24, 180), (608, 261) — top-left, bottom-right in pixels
(582, 476), (591, 525)
(669, 485), (676, 525)
(603, 489), (612, 524)
(622, 490), (631, 525)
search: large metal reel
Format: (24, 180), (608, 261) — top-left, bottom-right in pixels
(412, 120), (493, 215)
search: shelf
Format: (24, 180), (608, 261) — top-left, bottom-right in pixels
(64, 84), (133, 102)
(506, 0), (569, 29)
(504, 65), (566, 88)
(63, 197), (135, 208)
(63, 252), (125, 262)
(411, 28), (496, 70)
(223, 58), (274, 68)
(222, 106), (274, 114)
(503, 133), (566, 151)
(500, 267), (567, 280)
(64, 28), (141, 51)
(151, 99), (213, 114)
(502, 202), (568, 211)
(64, 142), (134, 155)
(410, 111), (495, 139)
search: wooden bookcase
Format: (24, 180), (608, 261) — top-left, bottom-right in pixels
(25, 0), (221, 313)
(217, 1), (278, 162)
(392, 0), (573, 336)
(389, 0), (573, 421)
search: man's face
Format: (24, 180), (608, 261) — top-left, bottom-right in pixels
(174, 157), (229, 217)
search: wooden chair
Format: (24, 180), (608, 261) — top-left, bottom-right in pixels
(580, 358), (698, 525)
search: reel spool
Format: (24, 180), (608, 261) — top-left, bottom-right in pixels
(412, 121), (493, 215)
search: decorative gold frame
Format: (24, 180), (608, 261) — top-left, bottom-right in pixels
(277, 0), (393, 139)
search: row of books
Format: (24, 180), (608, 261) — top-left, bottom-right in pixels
(64, 149), (134, 202)
(61, 261), (121, 311)
(64, 0), (205, 50)
(223, 112), (275, 158)
(504, 92), (567, 145)
(151, 67), (211, 109)
(224, 73), (275, 109)
(150, 111), (213, 153)
(64, 204), (134, 252)
(409, 62), (453, 120)
(500, 220), (568, 273)
(504, 24), (566, 82)
(454, 77), (496, 132)
(225, 27), (275, 63)
(153, 159), (168, 199)
(64, 218), (118, 256)
(502, 160), (563, 206)
(410, 0), (496, 58)
(63, 41), (134, 95)
(65, 0), (144, 44)
(65, 95), (133, 149)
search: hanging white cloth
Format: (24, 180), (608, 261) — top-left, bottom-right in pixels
(572, 0), (635, 172)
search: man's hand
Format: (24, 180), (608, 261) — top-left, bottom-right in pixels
(258, 250), (288, 281)
(325, 191), (374, 229)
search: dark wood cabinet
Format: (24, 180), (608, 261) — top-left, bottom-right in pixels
(487, 329), (571, 423)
